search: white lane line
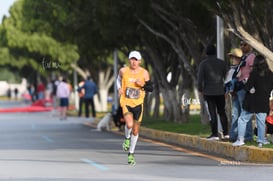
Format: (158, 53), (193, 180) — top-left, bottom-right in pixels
(81, 158), (108, 171)
(42, 135), (54, 143)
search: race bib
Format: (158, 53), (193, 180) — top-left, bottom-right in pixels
(125, 87), (140, 99)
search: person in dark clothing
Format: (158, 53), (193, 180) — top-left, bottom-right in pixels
(78, 76), (98, 118)
(232, 55), (273, 147)
(6, 88), (11, 99)
(77, 80), (85, 117)
(14, 88), (19, 100)
(197, 44), (229, 140)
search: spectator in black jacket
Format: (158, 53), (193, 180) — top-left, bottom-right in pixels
(197, 44), (229, 140)
(232, 55), (273, 147)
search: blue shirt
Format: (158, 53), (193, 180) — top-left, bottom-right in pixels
(78, 80), (97, 99)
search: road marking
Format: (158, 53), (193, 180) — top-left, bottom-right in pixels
(111, 130), (231, 163)
(42, 136), (54, 143)
(81, 158), (108, 171)
(84, 123), (235, 164)
(140, 137), (229, 162)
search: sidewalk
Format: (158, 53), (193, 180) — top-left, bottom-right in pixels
(86, 119), (273, 164)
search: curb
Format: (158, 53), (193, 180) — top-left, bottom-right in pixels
(83, 120), (273, 164)
(140, 127), (273, 163)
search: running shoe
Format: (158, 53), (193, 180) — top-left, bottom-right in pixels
(232, 139), (245, 146)
(206, 135), (219, 141)
(128, 153), (136, 165)
(263, 138), (270, 145)
(122, 138), (130, 151)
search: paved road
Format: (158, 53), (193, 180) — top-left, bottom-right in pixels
(0, 100), (273, 181)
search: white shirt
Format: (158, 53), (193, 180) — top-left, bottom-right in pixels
(56, 81), (70, 98)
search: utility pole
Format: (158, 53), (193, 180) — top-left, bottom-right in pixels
(113, 50), (118, 111)
(73, 62), (79, 110)
(217, 15), (224, 137)
(217, 16), (224, 60)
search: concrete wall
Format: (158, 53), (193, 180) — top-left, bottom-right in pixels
(0, 78), (28, 98)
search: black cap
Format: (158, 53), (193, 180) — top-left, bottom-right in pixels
(206, 45), (216, 55)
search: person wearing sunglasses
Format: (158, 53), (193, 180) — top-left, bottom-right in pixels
(229, 41), (256, 143)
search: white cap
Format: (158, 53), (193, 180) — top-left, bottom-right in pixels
(128, 51), (142, 60)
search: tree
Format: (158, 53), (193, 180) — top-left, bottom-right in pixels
(0, 0), (80, 78)
(134, 0), (215, 123)
(5, 0), (254, 122)
(18, 0), (146, 112)
(208, 0), (273, 70)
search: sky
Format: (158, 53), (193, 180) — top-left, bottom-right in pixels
(0, 0), (17, 22)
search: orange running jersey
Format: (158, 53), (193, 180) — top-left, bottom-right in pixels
(120, 67), (146, 107)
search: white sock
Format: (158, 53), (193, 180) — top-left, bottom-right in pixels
(125, 126), (132, 139)
(129, 134), (139, 154)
